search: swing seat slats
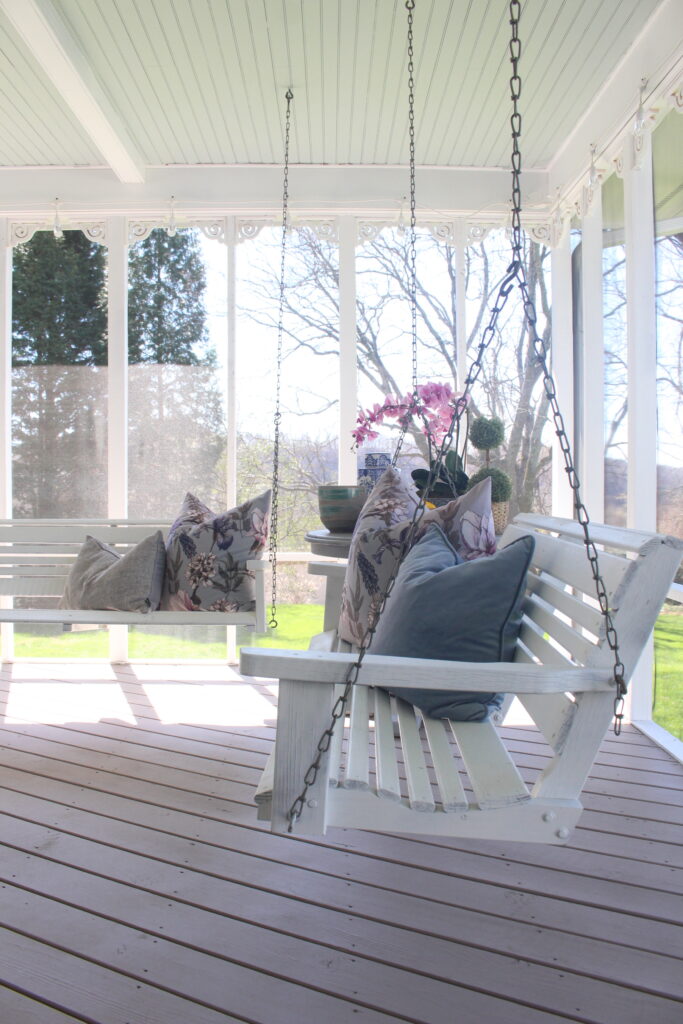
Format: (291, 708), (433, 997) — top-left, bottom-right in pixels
(242, 515), (683, 843)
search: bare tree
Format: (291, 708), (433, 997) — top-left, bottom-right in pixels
(242, 226), (554, 516)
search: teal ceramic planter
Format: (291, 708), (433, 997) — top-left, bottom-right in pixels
(317, 485), (367, 533)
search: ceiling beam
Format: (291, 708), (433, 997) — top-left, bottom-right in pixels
(0, 0), (144, 184)
(0, 164), (550, 221)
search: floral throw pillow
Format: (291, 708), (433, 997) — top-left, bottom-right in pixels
(160, 490), (271, 612)
(353, 465), (418, 533)
(338, 475), (496, 646)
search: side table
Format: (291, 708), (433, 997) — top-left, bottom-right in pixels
(305, 529), (353, 631)
(304, 528), (353, 559)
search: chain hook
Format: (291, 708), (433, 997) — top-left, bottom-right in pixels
(269, 88), (294, 630)
(393, 0), (421, 466)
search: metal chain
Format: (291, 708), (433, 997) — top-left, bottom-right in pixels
(287, 0), (627, 830)
(269, 88), (293, 630)
(506, 0), (626, 733)
(393, 0), (420, 466)
(286, 0), (523, 830)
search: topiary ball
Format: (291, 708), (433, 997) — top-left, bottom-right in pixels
(466, 466), (512, 503)
(469, 416), (505, 453)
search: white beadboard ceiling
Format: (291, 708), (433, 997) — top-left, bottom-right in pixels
(0, 0), (678, 215)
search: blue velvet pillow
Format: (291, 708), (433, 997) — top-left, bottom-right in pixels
(371, 524), (535, 722)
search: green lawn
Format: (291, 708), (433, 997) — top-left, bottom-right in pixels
(653, 612), (683, 740)
(8, 604), (682, 741)
(10, 604), (325, 661)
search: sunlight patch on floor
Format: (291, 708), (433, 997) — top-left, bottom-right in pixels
(5, 682), (137, 725)
(4, 662), (120, 681)
(141, 682), (276, 726)
(127, 664), (245, 683)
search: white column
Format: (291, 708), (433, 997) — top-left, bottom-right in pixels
(225, 217), (238, 508)
(624, 136), (657, 531)
(550, 230), (575, 518)
(624, 133), (657, 722)
(338, 216), (358, 484)
(578, 189), (605, 520)
(106, 218), (129, 662)
(0, 220), (13, 660)
(225, 217), (238, 662)
(453, 220), (468, 392)
(0, 221), (12, 517)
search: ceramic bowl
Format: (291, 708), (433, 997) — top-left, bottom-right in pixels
(317, 485), (368, 533)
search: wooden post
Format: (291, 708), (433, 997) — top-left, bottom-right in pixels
(107, 217), (129, 663)
(0, 219), (13, 660)
(550, 230), (575, 518)
(225, 217), (238, 663)
(624, 133), (657, 722)
(578, 188), (605, 520)
(454, 219), (468, 393)
(338, 217), (357, 484)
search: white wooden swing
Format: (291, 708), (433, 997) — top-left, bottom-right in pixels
(241, 515), (682, 842)
(240, 1), (683, 844)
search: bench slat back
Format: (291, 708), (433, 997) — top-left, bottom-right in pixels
(501, 517), (683, 679)
(0, 520), (171, 595)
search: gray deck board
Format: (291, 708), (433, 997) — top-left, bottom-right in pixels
(0, 663), (681, 1024)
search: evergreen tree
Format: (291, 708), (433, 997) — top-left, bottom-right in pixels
(127, 229), (224, 517)
(12, 231), (108, 516)
(11, 227), (225, 519)
(128, 229), (213, 365)
(13, 230), (107, 366)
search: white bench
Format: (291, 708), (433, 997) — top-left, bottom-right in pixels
(0, 519), (268, 658)
(241, 514), (683, 845)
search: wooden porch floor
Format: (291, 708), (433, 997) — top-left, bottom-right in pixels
(0, 661), (681, 1024)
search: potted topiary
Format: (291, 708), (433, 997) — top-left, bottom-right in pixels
(467, 416), (512, 533)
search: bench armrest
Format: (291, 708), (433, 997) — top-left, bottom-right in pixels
(239, 646), (613, 695)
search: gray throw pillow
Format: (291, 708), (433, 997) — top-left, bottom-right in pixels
(59, 531), (166, 613)
(371, 524), (535, 722)
(161, 490), (271, 612)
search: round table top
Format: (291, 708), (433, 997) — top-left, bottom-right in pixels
(305, 528), (353, 558)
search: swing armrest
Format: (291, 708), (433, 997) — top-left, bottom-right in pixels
(239, 647), (614, 695)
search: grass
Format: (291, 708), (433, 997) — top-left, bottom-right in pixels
(653, 611), (683, 740)
(10, 604), (325, 661)
(8, 604), (681, 741)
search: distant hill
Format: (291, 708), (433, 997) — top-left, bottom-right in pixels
(605, 458), (683, 584)
(605, 458), (683, 537)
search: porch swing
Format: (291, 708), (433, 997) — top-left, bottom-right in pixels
(240, 0), (683, 844)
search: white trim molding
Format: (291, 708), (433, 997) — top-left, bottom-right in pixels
(9, 219), (108, 246)
(632, 719), (683, 765)
(558, 64), (683, 227)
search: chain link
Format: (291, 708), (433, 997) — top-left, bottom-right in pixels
(287, 0), (627, 830)
(393, 0), (421, 466)
(505, 0), (626, 734)
(269, 88), (293, 630)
